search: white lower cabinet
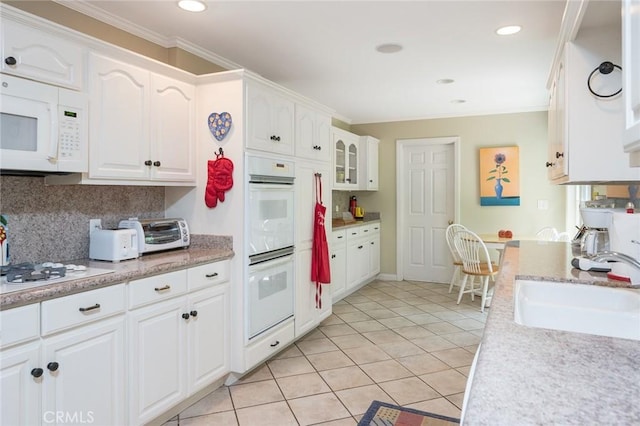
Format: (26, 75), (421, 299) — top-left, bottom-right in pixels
(330, 230), (347, 302)
(0, 287), (126, 426)
(128, 262), (230, 425)
(0, 260), (230, 426)
(128, 296), (187, 425)
(334, 223), (381, 301)
(295, 246), (332, 337)
(1, 341), (41, 426)
(42, 316), (126, 426)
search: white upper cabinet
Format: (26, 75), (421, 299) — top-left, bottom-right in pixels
(246, 81), (295, 156)
(1, 18), (85, 90)
(546, 0), (640, 182)
(88, 53), (196, 183)
(332, 127), (360, 189)
(295, 103), (331, 162)
(622, 0), (640, 163)
(89, 52), (150, 180)
(150, 74), (196, 182)
(359, 135), (379, 191)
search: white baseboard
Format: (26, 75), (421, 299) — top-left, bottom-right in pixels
(376, 273), (399, 281)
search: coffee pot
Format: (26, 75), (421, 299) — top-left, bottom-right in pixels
(580, 228), (610, 258)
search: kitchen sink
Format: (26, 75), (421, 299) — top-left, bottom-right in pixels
(514, 279), (640, 341)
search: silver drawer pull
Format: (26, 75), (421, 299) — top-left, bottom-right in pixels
(79, 303), (100, 313)
(205, 272), (219, 278)
(154, 285), (171, 292)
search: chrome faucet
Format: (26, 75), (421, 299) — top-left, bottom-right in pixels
(591, 250), (640, 278)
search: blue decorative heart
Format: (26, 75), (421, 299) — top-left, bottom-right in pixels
(208, 112), (232, 141)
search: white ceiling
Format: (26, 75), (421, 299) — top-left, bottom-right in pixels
(57, 0), (573, 124)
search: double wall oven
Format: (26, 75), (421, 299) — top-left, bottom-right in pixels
(246, 155), (295, 340)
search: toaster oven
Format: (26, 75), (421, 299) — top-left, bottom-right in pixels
(119, 218), (190, 254)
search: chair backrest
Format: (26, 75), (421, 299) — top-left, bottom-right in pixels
(536, 227), (559, 241)
(453, 229), (494, 275)
(445, 224), (467, 263)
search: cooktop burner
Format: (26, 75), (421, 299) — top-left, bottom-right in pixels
(3, 263), (68, 283)
(0, 262), (115, 294)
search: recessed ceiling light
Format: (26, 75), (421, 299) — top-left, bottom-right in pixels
(437, 79), (455, 85)
(451, 99), (466, 104)
(496, 25), (522, 36)
(375, 43), (403, 54)
(178, 0), (206, 12)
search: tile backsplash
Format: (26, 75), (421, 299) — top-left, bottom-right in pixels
(0, 176), (164, 264)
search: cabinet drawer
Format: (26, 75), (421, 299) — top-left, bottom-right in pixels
(128, 270), (188, 309)
(245, 319), (294, 370)
(1, 304), (40, 347)
(345, 227), (362, 239)
(365, 223), (381, 234)
(331, 230), (347, 245)
(41, 284), (125, 336)
(188, 260), (230, 292)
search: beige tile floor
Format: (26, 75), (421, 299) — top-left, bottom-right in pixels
(166, 279), (487, 425)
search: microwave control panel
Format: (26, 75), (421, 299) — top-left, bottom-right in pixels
(58, 108), (82, 159)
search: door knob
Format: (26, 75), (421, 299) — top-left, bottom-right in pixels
(448, 220), (453, 225)
(31, 368), (44, 378)
(4, 56), (17, 66)
(47, 362), (59, 372)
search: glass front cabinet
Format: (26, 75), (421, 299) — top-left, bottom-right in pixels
(332, 127), (359, 189)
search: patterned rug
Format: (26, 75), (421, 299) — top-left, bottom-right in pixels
(358, 400), (461, 426)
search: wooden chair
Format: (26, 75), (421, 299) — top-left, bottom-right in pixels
(453, 229), (500, 313)
(445, 224), (470, 293)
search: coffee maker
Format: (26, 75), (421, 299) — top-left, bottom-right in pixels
(579, 207), (614, 257)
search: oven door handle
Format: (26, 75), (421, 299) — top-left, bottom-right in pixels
(249, 183), (294, 191)
(248, 254), (293, 271)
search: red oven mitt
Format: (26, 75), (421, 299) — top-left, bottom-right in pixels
(205, 152), (234, 208)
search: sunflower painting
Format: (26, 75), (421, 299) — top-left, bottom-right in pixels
(479, 146), (520, 206)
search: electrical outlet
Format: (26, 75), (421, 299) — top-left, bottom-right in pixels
(89, 219), (102, 233)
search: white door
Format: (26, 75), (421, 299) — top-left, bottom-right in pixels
(398, 138), (457, 283)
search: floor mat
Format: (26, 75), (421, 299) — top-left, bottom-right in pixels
(358, 400), (461, 426)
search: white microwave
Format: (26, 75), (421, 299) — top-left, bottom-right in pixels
(0, 74), (88, 174)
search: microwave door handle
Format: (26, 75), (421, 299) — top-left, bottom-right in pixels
(47, 104), (59, 161)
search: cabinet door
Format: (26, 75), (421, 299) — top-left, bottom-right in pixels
(295, 247), (332, 337)
(295, 161), (331, 249)
(88, 52), (150, 180)
(150, 74), (196, 182)
(247, 82), (294, 155)
(1, 20), (84, 89)
(548, 58), (567, 180)
(346, 238), (369, 290)
(0, 341), (41, 426)
(41, 316), (126, 426)
(332, 128), (360, 189)
(368, 233), (381, 278)
(295, 105), (331, 162)
(187, 285), (229, 394)
(623, 0), (640, 152)
(360, 136), (379, 190)
(330, 242), (347, 302)
(128, 297), (187, 425)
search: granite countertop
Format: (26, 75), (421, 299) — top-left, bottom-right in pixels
(332, 217), (380, 230)
(464, 241), (640, 425)
(1, 239), (234, 310)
